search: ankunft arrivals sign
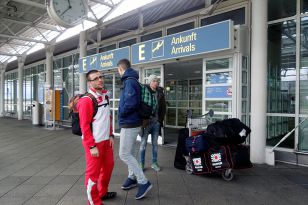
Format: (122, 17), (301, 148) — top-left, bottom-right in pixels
(79, 47), (130, 73)
(79, 20), (233, 72)
(131, 20), (233, 65)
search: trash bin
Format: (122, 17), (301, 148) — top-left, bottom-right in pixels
(32, 101), (40, 125)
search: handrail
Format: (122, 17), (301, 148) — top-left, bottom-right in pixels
(271, 118), (307, 152)
(186, 109), (214, 119)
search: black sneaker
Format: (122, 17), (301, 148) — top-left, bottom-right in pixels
(121, 178), (137, 190)
(101, 191), (117, 200)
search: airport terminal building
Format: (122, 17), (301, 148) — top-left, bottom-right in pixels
(0, 0), (307, 166)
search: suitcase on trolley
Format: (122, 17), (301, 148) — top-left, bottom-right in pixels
(229, 145), (253, 169)
(174, 128), (189, 170)
(188, 146), (234, 180)
(208, 145), (233, 172)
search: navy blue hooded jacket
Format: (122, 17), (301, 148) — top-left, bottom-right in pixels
(118, 68), (142, 128)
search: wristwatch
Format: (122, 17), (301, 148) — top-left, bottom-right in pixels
(109, 134), (114, 138)
(90, 145), (96, 149)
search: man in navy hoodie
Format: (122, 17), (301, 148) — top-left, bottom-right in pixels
(117, 59), (152, 200)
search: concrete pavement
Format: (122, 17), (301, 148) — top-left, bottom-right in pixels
(0, 118), (308, 205)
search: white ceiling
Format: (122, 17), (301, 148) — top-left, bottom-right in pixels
(0, 0), (124, 63)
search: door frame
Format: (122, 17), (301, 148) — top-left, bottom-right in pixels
(202, 53), (244, 119)
(141, 65), (165, 144)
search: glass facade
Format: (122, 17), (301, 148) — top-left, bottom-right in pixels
(201, 7), (245, 26)
(141, 31), (162, 42)
(300, 15), (308, 151)
(102, 72), (123, 134)
(302, 0), (308, 13)
(53, 54), (80, 121)
(99, 44), (116, 53)
(205, 58), (233, 121)
(300, 17), (308, 115)
(164, 60), (202, 127)
(167, 22), (195, 35)
(268, 21), (296, 114)
(119, 38), (136, 48)
(268, 0), (296, 21)
(267, 0), (308, 150)
(4, 72), (18, 116)
(4, 65), (45, 118)
(299, 117), (308, 151)
(5, 1), (308, 151)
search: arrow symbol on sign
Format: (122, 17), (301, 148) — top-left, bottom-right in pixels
(90, 57), (97, 65)
(152, 40), (164, 53)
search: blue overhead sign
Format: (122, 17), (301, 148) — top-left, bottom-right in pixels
(131, 20), (233, 65)
(79, 47), (130, 73)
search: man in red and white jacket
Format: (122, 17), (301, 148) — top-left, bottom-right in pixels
(77, 70), (116, 205)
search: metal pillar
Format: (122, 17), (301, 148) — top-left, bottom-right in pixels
(45, 45), (55, 89)
(79, 30), (87, 93)
(45, 44), (55, 128)
(17, 55), (26, 120)
(0, 64), (6, 117)
(250, 0), (267, 164)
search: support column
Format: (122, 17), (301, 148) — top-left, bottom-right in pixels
(96, 30), (101, 53)
(250, 0), (267, 163)
(45, 45), (55, 89)
(17, 55), (26, 120)
(79, 30), (87, 93)
(0, 63), (7, 117)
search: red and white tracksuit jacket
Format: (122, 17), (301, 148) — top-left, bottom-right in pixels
(77, 88), (114, 205)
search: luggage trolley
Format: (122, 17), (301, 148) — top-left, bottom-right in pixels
(186, 109), (214, 136)
(185, 109), (234, 181)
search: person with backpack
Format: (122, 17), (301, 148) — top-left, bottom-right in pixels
(77, 70), (116, 205)
(117, 59), (152, 200)
(139, 74), (166, 172)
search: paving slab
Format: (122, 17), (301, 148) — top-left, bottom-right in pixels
(0, 117), (308, 205)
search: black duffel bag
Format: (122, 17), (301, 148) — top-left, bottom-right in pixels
(206, 118), (251, 145)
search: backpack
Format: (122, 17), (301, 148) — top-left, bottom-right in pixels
(126, 77), (157, 119)
(185, 134), (210, 154)
(68, 93), (98, 136)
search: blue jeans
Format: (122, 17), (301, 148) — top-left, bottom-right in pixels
(119, 127), (148, 184)
(139, 120), (160, 165)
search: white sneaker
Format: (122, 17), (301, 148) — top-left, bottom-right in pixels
(151, 163), (161, 172)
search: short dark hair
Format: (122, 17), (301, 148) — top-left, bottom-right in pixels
(86, 70), (99, 81)
(117, 59), (131, 69)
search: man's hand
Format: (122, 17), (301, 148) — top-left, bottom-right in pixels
(90, 147), (99, 157)
(109, 137), (114, 149)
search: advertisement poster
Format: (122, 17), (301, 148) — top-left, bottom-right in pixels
(207, 73), (231, 84)
(206, 86), (232, 98)
(45, 89), (53, 121)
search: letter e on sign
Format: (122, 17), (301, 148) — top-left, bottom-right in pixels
(82, 59), (87, 71)
(139, 44), (145, 61)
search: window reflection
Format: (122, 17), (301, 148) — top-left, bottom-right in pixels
(266, 116), (294, 149)
(268, 0), (296, 21)
(268, 20), (296, 114)
(300, 17), (308, 114)
(298, 117), (308, 151)
(299, 16), (308, 151)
